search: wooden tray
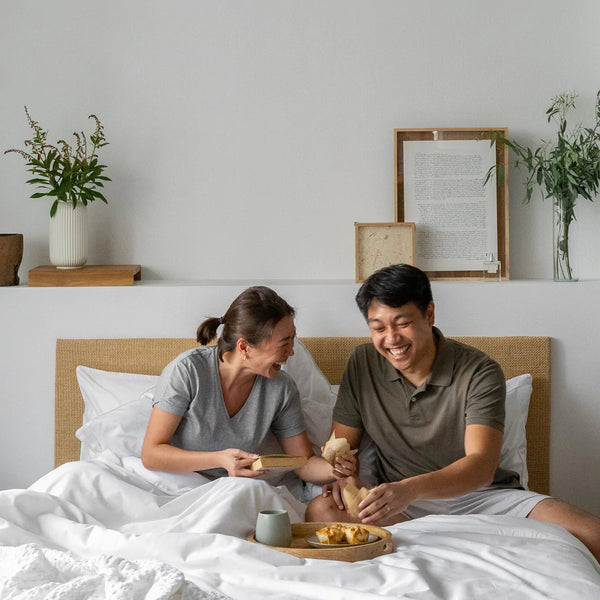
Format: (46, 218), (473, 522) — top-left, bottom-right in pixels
(247, 521), (393, 562)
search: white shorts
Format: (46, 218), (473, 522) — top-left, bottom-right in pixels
(403, 488), (550, 520)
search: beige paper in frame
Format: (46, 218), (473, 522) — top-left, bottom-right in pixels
(355, 222), (415, 283)
(394, 128), (509, 281)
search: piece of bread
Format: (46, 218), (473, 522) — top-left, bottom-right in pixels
(343, 525), (370, 544)
(314, 523), (370, 545)
(322, 432), (358, 465)
(315, 524), (345, 544)
(342, 483), (370, 518)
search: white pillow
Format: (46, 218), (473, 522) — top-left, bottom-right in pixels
(76, 365), (159, 423)
(501, 373), (533, 489)
(76, 389), (154, 459)
(75, 366), (158, 459)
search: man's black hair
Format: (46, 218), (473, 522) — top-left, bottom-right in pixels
(355, 264), (433, 320)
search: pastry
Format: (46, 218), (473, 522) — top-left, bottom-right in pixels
(322, 432), (358, 465)
(315, 524), (345, 544)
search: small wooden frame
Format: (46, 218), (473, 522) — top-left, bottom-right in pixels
(355, 222), (415, 283)
(394, 128), (509, 280)
(29, 265), (142, 287)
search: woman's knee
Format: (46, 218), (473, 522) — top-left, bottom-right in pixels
(306, 493), (347, 522)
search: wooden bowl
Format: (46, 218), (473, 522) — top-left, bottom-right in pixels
(247, 521), (393, 562)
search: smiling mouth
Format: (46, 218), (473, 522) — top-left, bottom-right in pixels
(388, 345), (410, 359)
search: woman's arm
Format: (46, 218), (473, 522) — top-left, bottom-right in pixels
(141, 407), (260, 476)
(279, 431), (357, 485)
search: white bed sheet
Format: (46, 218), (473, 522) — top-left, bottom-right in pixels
(1, 452), (599, 600)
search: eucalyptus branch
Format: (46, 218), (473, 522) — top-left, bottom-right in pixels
(485, 90), (600, 281)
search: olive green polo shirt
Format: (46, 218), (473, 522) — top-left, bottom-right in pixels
(333, 328), (521, 489)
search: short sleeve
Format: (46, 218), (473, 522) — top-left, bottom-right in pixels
(464, 357), (506, 432)
(269, 376), (305, 439)
(152, 357), (196, 416)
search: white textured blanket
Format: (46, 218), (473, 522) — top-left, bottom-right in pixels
(0, 543), (228, 600)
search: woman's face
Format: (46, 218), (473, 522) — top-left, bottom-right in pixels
(247, 315), (296, 378)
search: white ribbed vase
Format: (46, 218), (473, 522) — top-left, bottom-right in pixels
(49, 201), (88, 269)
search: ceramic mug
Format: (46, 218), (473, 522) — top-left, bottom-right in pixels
(255, 509), (292, 547)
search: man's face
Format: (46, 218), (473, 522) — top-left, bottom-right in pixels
(367, 300), (436, 377)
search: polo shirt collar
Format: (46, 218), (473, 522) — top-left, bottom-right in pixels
(382, 326), (454, 387)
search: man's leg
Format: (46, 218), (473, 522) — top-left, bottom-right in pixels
(528, 498), (600, 562)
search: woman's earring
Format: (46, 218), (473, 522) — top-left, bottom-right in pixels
(243, 353), (247, 361)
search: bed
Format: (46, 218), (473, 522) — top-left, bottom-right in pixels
(1, 335), (599, 599)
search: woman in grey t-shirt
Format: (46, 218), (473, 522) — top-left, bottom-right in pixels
(142, 286), (355, 484)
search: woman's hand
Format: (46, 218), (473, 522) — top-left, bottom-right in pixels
(219, 448), (262, 477)
(332, 452), (358, 479)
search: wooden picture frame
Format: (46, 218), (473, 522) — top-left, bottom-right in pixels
(355, 222), (415, 283)
(394, 128), (509, 281)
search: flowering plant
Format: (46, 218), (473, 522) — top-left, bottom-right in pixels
(5, 107), (110, 217)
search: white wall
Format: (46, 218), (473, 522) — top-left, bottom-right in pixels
(1, 2), (600, 514)
(2, 0), (600, 280)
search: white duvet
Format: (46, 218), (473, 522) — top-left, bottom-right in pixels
(1, 451), (599, 600)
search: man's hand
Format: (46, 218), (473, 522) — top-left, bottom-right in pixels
(357, 480), (412, 523)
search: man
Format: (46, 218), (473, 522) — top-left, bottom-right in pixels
(306, 264), (600, 562)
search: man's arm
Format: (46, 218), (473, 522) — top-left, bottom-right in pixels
(332, 422), (364, 450)
(358, 423), (503, 523)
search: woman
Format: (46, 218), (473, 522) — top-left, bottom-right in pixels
(142, 285), (354, 485)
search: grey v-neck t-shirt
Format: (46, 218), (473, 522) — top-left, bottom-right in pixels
(152, 346), (305, 478)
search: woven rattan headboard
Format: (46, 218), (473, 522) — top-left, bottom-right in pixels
(55, 336), (551, 494)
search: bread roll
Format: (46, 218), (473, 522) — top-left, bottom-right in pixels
(322, 432), (358, 465)
(342, 483), (370, 518)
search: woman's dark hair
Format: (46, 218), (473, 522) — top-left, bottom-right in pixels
(355, 264), (433, 319)
(196, 286), (295, 361)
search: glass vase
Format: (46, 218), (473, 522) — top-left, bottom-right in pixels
(553, 198), (577, 282)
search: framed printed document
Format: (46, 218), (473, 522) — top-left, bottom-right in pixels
(355, 222), (415, 283)
(394, 128), (509, 280)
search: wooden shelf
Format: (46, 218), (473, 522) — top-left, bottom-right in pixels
(28, 265), (141, 287)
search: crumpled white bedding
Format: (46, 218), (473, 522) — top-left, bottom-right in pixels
(0, 543), (219, 600)
(1, 451), (599, 600)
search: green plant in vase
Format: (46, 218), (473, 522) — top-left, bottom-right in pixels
(486, 91), (600, 281)
(5, 106), (110, 216)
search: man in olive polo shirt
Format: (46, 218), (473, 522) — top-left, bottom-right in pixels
(306, 264), (600, 563)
